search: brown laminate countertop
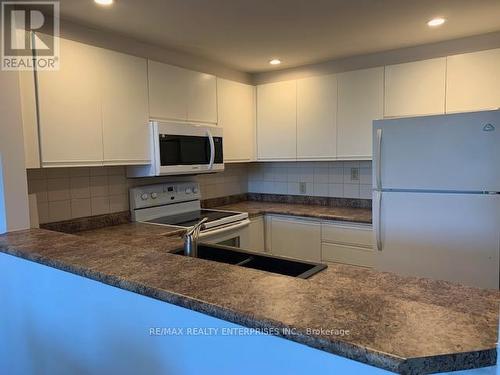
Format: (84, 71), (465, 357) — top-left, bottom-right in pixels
(0, 223), (498, 374)
(213, 201), (373, 224)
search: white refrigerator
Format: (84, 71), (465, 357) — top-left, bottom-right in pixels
(373, 110), (500, 289)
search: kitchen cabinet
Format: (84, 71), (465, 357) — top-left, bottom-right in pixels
(247, 216), (265, 252)
(337, 67), (383, 159)
(257, 81), (297, 160)
(446, 48), (500, 113)
(148, 60), (217, 124)
(187, 71), (217, 123)
(36, 37), (104, 166)
(297, 74), (337, 159)
(268, 215), (321, 262)
(35, 37), (150, 167)
(100, 49), (149, 165)
(384, 58), (446, 117)
(18, 70), (40, 169)
(321, 221), (374, 268)
(217, 78), (256, 162)
(148, 61), (188, 121)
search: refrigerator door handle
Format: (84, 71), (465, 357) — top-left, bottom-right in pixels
(374, 190), (383, 251)
(376, 128), (382, 190)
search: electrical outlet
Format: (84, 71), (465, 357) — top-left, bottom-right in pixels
(299, 182), (307, 194)
(350, 168), (360, 181)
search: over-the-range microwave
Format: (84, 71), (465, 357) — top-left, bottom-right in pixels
(127, 121), (224, 177)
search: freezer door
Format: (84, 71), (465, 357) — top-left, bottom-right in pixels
(375, 191), (500, 289)
(373, 110), (500, 191)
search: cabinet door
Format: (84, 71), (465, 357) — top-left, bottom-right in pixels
(384, 58), (446, 118)
(100, 49), (149, 164)
(217, 78), (256, 162)
(187, 71), (217, 124)
(148, 60), (188, 121)
(19, 70), (40, 168)
(247, 216), (265, 252)
(297, 75), (337, 159)
(270, 216), (321, 261)
(257, 81), (297, 160)
(337, 67), (383, 159)
(36, 37), (103, 166)
(446, 49), (500, 113)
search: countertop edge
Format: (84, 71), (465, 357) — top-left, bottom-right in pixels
(246, 209), (373, 224)
(1, 239), (496, 374)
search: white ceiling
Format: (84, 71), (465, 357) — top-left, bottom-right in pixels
(59, 0), (500, 73)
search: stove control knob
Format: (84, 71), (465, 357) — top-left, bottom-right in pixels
(150, 192), (158, 199)
(185, 187), (192, 194)
(140, 193), (149, 201)
(193, 187), (199, 194)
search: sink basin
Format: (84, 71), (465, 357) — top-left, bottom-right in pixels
(171, 243), (327, 279)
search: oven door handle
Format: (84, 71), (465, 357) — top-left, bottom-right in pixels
(199, 219), (250, 238)
(207, 129), (215, 170)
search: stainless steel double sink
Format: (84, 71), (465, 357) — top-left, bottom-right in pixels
(171, 243), (327, 279)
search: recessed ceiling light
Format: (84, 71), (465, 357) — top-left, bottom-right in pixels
(427, 17), (446, 27)
(269, 59), (281, 65)
(94, 0), (113, 6)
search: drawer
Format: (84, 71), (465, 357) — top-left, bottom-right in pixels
(321, 243), (374, 268)
(321, 222), (373, 248)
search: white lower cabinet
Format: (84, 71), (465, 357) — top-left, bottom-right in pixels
(322, 243), (374, 268)
(262, 214), (373, 266)
(268, 215), (321, 262)
(247, 216), (265, 252)
(321, 222), (374, 268)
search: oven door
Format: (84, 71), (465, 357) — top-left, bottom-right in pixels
(199, 219), (250, 249)
(153, 121), (224, 175)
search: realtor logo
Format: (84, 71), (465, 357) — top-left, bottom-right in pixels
(1, 1), (59, 71)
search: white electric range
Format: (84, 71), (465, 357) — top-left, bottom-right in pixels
(130, 182), (250, 248)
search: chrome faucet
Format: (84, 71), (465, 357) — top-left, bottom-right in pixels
(183, 217), (208, 257)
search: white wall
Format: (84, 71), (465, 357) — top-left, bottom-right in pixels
(0, 70), (30, 233)
(253, 31), (500, 84)
(60, 19), (252, 84)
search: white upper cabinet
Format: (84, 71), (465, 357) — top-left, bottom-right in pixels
(37, 37), (103, 166)
(100, 49), (149, 165)
(35, 37), (149, 167)
(148, 61), (188, 121)
(446, 48), (500, 113)
(257, 80), (297, 160)
(337, 67), (384, 159)
(384, 58), (446, 118)
(297, 74), (337, 159)
(217, 78), (256, 162)
(187, 71), (217, 123)
(148, 60), (217, 123)
(19, 70), (40, 169)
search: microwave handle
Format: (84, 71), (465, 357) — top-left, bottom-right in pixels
(207, 129), (215, 169)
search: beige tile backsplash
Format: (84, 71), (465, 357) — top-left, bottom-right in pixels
(247, 161), (372, 199)
(27, 164), (249, 224)
(27, 162), (371, 224)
